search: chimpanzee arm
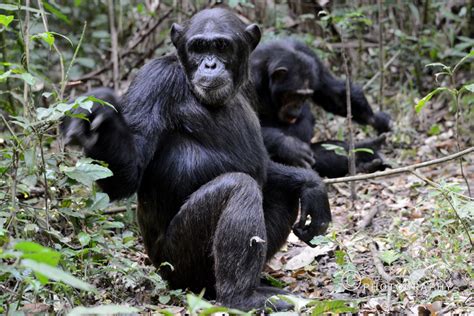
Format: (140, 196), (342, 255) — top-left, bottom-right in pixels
(262, 127), (315, 168)
(266, 160), (331, 246)
(294, 41), (391, 133)
(63, 57), (179, 200)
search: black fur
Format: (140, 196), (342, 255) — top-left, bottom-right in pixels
(61, 9), (331, 311)
(260, 103), (389, 178)
(250, 38), (391, 134)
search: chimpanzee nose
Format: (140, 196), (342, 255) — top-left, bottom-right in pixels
(204, 58), (217, 69)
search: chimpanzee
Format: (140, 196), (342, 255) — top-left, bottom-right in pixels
(261, 101), (389, 177)
(61, 9), (331, 311)
(250, 39), (391, 175)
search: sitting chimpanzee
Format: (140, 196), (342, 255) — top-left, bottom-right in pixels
(62, 9), (331, 311)
(250, 39), (391, 175)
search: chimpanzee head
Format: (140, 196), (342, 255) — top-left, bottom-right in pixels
(252, 44), (316, 124)
(170, 8), (261, 107)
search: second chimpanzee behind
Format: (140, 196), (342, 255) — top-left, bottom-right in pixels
(250, 39), (391, 175)
(61, 9), (331, 311)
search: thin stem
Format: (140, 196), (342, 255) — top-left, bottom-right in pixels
(378, 0), (385, 111)
(23, 0), (30, 117)
(453, 92), (471, 197)
(37, 0), (65, 100)
(341, 41), (357, 200)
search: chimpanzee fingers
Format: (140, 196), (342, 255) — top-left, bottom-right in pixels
(90, 112), (111, 131)
(62, 119), (88, 146)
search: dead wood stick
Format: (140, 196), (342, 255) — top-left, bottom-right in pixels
(358, 204), (382, 229)
(369, 242), (393, 282)
(324, 147), (474, 185)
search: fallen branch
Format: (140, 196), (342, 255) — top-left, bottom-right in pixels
(369, 242), (393, 282)
(324, 147), (474, 184)
(358, 204), (382, 229)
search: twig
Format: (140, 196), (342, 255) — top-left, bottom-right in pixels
(363, 51), (400, 91)
(104, 205), (136, 214)
(324, 147), (474, 185)
(108, 0), (120, 90)
(409, 170), (473, 248)
(23, 0), (30, 117)
(358, 204), (382, 229)
(369, 242), (393, 282)
(37, 0), (66, 100)
(377, 0), (385, 111)
(340, 36), (357, 200)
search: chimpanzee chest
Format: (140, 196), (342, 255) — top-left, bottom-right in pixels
(148, 99), (267, 208)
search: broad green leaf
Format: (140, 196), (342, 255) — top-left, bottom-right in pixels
(77, 232), (91, 247)
(0, 15), (14, 27)
(0, 70), (12, 80)
(22, 259), (95, 291)
(20, 72), (35, 85)
(61, 160), (113, 187)
(88, 192), (110, 211)
(415, 87), (449, 113)
(14, 241), (61, 282)
(379, 250), (400, 265)
(463, 83), (474, 93)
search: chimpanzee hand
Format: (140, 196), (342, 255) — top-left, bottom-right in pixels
(292, 184), (331, 246)
(61, 102), (126, 154)
(369, 111), (391, 134)
(278, 136), (315, 169)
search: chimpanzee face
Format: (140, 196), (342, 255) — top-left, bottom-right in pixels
(269, 66), (313, 124)
(170, 9), (261, 107)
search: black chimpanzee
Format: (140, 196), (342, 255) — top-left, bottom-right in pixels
(61, 9), (331, 311)
(260, 101), (389, 177)
(250, 39), (391, 175)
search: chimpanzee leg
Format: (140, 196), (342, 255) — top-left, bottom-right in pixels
(160, 172), (281, 309)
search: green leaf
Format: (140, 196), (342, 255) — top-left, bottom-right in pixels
(42, 2), (71, 25)
(88, 192), (110, 211)
(321, 144), (347, 156)
(0, 4), (42, 13)
(20, 72), (36, 85)
(352, 148), (374, 155)
(379, 250), (400, 265)
(335, 250), (346, 266)
(311, 300), (357, 315)
(77, 232), (91, 247)
(22, 259), (95, 291)
(32, 32), (55, 48)
(14, 241), (60, 267)
(463, 83), (474, 93)
(0, 15), (14, 27)
(61, 159), (113, 186)
(0, 70), (12, 81)
(415, 87), (449, 113)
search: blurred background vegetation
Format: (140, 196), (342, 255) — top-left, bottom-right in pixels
(0, 0), (472, 314)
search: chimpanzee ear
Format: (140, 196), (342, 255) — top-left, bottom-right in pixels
(270, 67), (288, 82)
(170, 23), (184, 47)
(245, 24), (261, 51)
